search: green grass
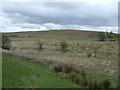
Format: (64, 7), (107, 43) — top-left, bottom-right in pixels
(2, 53), (119, 88)
(2, 53), (80, 88)
(85, 73), (118, 88)
(57, 72), (118, 88)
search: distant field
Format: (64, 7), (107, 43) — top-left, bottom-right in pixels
(2, 30), (119, 88)
(2, 53), (80, 88)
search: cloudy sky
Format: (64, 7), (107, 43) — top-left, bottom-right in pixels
(0, 0), (119, 33)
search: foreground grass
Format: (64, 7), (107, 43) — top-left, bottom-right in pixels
(2, 53), (80, 88)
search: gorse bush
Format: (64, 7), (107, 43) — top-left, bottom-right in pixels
(2, 34), (11, 50)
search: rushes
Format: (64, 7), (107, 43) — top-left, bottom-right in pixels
(52, 65), (62, 72)
(52, 64), (112, 89)
(102, 79), (111, 89)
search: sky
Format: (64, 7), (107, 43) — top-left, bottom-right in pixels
(0, 0), (119, 33)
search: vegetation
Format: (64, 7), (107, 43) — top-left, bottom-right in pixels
(37, 41), (44, 50)
(3, 30), (119, 88)
(97, 31), (118, 41)
(2, 54), (80, 88)
(63, 65), (75, 73)
(97, 32), (106, 41)
(51, 64), (118, 89)
(52, 65), (62, 72)
(2, 34), (11, 50)
(60, 41), (69, 52)
(102, 79), (111, 89)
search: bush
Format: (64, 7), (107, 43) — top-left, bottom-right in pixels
(52, 65), (62, 72)
(60, 41), (68, 52)
(97, 32), (106, 41)
(2, 34), (11, 50)
(63, 65), (73, 73)
(68, 71), (78, 82)
(37, 41), (44, 50)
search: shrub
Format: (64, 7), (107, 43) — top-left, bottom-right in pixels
(68, 71), (78, 82)
(52, 65), (62, 72)
(2, 34), (11, 50)
(63, 65), (73, 73)
(97, 32), (106, 41)
(60, 41), (68, 52)
(37, 41), (43, 50)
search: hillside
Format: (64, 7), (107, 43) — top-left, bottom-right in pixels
(2, 30), (119, 88)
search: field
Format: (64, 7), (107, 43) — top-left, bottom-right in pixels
(2, 53), (80, 88)
(2, 30), (119, 88)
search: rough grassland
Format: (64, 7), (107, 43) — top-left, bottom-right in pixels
(2, 53), (80, 88)
(2, 30), (119, 88)
(4, 30), (118, 77)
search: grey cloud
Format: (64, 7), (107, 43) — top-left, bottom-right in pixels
(0, 1), (118, 32)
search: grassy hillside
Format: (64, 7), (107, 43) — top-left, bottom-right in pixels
(2, 30), (119, 88)
(2, 53), (80, 88)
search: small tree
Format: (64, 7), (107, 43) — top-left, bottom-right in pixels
(2, 34), (11, 50)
